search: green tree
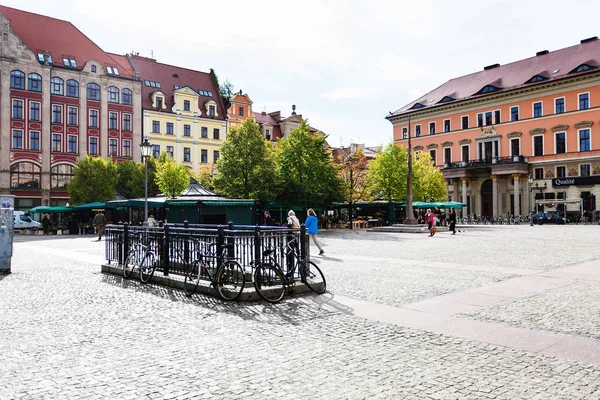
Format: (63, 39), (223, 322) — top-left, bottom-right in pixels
(116, 160), (145, 199)
(213, 117), (279, 200)
(368, 143), (447, 202)
(194, 163), (217, 191)
(337, 147), (372, 228)
(367, 143), (408, 202)
(413, 152), (447, 201)
(276, 120), (343, 206)
(155, 153), (190, 198)
(68, 155), (119, 204)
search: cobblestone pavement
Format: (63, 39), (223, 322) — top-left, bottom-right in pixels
(462, 280), (600, 340)
(1, 226), (599, 399)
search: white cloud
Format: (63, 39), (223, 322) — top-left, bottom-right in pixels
(321, 86), (379, 101)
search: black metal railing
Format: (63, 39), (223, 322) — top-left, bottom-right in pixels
(104, 222), (307, 278)
(444, 155), (526, 169)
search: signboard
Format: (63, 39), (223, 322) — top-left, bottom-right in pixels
(552, 176), (600, 187)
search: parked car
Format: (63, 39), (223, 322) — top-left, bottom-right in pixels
(532, 212), (566, 225)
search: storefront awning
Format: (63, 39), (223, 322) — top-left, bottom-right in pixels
(166, 200), (198, 207)
(202, 200), (255, 207)
(28, 206), (73, 214)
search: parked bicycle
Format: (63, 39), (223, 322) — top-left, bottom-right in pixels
(253, 238), (326, 303)
(122, 233), (159, 283)
(183, 242), (245, 301)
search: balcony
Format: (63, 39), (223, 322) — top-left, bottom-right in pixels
(443, 155), (527, 169)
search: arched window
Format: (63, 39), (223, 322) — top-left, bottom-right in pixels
(91, 65), (97, 73)
(87, 83), (100, 100)
(28, 73), (42, 92)
(10, 70), (25, 89)
(66, 79), (79, 97)
(481, 85), (497, 94)
(10, 162), (41, 189)
(121, 88), (132, 105)
(50, 164), (74, 189)
(50, 77), (64, 95)
(410, 103), (425, 110)
(576, 64), (592, 72)
(108, 86), (119, 103)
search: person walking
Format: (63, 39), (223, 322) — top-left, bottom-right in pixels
(449, 209), (457, 235)
(425, 208), (435, 237)
(41, 214), (51, 234)
(264, 211), (273, 226)
(92, 211), (106, 241)
(305, 208), (324, 256)
(287, 210), (300, 228)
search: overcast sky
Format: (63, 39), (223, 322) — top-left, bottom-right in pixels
(5, 0), (600, 147)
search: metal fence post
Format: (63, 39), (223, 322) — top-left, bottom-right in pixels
(286, 223), (294, 272)
(227, 221), (235, 260)
(163, 224), (170, 276)
(300, 223), (307, 261)
(217, 225), (224, 268)
(254, 225), (261, 263)
(122, 222), (129, 266)
(183, 220), (189, 266)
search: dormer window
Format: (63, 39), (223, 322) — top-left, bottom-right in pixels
(527, 75), (547, 83)
(156, 97), (163, 110)
(573, 64), (594, 73)
(37, 53), (45, 63)
(410, 103), (425, 110)
(91, 65), (97, 73)
(172, 73), (179, 78)
(209, 105), (215, 116)
(106, 66), (120, 76)
(62, 58), (77, 68)
(439, 96), (454, 103)
(480, 85), (498, 94)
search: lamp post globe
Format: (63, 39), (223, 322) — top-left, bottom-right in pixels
(140, 137), (152, 225)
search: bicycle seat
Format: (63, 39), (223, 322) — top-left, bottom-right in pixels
(262, 248), (275, 257)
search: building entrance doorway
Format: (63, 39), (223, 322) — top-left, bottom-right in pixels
(481, 179), (493, 217)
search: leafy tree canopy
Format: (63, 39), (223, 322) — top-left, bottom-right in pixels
(367, 143), (408, 202)
(213, 117), (279, 200)
(116, 160), (145, 199)
(338, 147), (371, 204)
(68, 155), (119, 204)
(276, 120), (343, 206)
(367, 143), (447, 203)
(155, 153), (190, 198)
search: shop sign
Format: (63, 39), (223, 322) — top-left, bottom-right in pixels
(552, 176), (600, 187)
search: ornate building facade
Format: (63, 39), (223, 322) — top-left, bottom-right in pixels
(0, 6), (142, 210)
(388, 37), (600, 219)
(127, 55), (227, 173)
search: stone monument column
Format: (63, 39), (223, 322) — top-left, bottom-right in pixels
(513, 174), (521, 217)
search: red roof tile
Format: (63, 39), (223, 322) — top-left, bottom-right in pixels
(129, 55), (225, 121)
(391, 38), (600, 116)
(0, 5), (134, 78)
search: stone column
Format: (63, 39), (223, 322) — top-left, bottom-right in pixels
(513, 174), (521, 217)
(461, 177), (468, 208)
(492, 175), (498, 217)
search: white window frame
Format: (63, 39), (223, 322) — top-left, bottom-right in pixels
(461, 144), (470, 162)
(414, 124), (421, 137)
(580, 163), (591, 176)
(429, 149), (436, 164)
(68, 134), (78, 153)
(443, 146), (452, 165)
(554, 131), (567, 154)
(577, 128), (592, 152)
(493, 109), (501, 124)
(510, 137), (521, 157)
(532, 134), (544, 156)
(109, 112), (119, 130)
(443, 119), (451, 133)
(510, 105), (520, 121)
(52, 104), (63, 124)
(532, 101), (543, 118)
(578, 92), (590, 110)
(429, 121), (436, 135)
(29, 101), (41, 121)
(89, 109), (99, 128)
(554, 96), (566, 114)
(477, 113), (483, 127)
(461, 115), (469, 130)
(402, 127), (408, 139)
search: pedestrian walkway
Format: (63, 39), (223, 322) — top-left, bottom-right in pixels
(1, 226), (599, 399)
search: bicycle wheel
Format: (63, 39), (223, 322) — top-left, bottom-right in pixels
(123, 252), (136, 279)
(183, 261), (201, 297)
(253, 264), (286, 303)
(139, 252), (156, 283)
(216, 261), (245, 301)
(299, 261), (326, 294)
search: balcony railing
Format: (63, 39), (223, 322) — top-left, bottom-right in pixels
(443, 155), (526, 169)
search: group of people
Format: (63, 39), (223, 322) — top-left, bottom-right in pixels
(424, 208), (459, 237)
(263, 209), (325, 256)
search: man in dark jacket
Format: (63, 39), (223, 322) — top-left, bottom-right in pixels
(92, 212), (106, 241)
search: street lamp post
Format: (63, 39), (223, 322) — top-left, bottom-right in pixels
(140, 137), (152, 225)
(528, 174), (547, 225)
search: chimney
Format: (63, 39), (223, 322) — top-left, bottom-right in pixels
(484, 63), (500, 71)
(581, 36), (598, 44)
(536, 50), (549, 56)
